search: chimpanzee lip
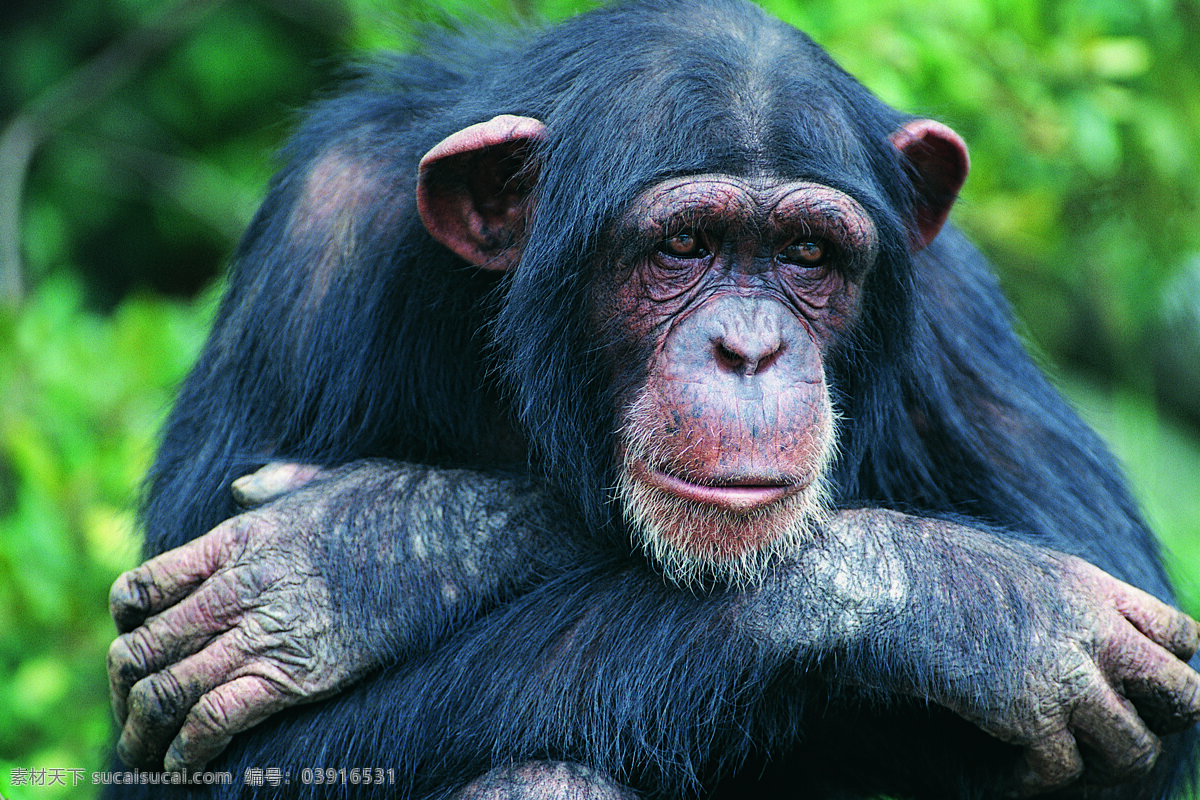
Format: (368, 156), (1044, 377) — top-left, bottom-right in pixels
(641, 465), (802, 513)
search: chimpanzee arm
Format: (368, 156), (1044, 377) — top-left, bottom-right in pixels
(109, 460), (1200, 793)
(108, 461), (576, 772)
(187, 507), (1199, 799)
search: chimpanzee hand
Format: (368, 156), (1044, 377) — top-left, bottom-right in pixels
(107, 462), (367, 772)
(972, 555), (1200, 795)
(771, 509), (1200, 797)
(108, 461), (558, 772)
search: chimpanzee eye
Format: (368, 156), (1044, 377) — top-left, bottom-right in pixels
(659, 231), (708, 259)
(780, 239), (830, 268)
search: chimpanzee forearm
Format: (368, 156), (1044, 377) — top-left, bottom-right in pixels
(302, 461), (582, 661)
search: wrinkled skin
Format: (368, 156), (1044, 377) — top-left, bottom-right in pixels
(602, 176), (868, 584)
(806, 512), (1200, 794)
(108, 465), (364, 771)
(108, 464), (1200, 795)
(109, 462), (560, 772)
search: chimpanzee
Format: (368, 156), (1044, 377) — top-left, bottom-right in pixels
(105, 1), (1200, 798)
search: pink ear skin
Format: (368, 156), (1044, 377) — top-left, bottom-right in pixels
(888, 119), (970, 251)
(417, 115), (548, 270)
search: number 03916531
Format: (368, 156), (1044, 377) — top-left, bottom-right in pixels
(299, 768), (395, 787)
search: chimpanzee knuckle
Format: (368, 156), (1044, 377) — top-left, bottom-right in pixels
(223, 618), (272, 663)
(231, 559), (289, 603)
(1104, 624), (1200, 710)
(107, 639), (141, 727)
(107, 636), (136, 683)
(1185, 667), (1200, 711)
(217, 548), (289, 603)
(187, 688), (237, 738)
(109, 570), (152, 632)
(243, 605), (305, 650)
(212, 514), (259, 563)
(1185, 613), (1200, 654)
(1054, 651), (1098, 702)
(193, 577), (248, 623)
(1144, 676), (1200, 735)
(1072, 686), (1163, 784)
(116, 727), (156, 771)
(1043, 754), (1084, 789)
(1106, 734), (1161, 783)
(108, 627), (158, 680)
(1118, 596), (1195, 658)
(1156, 664), (1200, 731)
(1169, 611), (1200, 660)
(162, 693), (240, 773)
(260, 546), (299, 581)
(1021, 730), (1084, 792)
(1181, 680), (1200, 730)
(165, 723), (230, 774)
(128, 668), (188, 724)
(244, 660), (306, 699)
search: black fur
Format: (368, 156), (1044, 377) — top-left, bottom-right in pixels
(120, 1), (1196, 797)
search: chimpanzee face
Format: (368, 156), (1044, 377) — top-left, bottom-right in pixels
(591, 174), (878, 585)
(416, 115), (966, 587)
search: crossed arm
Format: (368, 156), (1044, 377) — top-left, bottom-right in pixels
(106, 460), (1200, 795)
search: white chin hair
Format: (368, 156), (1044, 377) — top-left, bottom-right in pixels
(616, 467), (832, 590)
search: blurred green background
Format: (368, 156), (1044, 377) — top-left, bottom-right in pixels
(1, 0), (1198, 797)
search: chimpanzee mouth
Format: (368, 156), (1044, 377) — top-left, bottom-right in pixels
(640, 466), (803, 513)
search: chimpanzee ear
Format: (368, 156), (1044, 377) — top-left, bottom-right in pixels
(417, 114), (547, 270)
(889, 119), (970, 251)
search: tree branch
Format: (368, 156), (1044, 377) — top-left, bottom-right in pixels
(0, 0), (230, 306)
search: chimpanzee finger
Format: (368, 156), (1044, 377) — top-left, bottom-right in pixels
(107, 576), (249, 725)
(164, 675), (287, 772)
(1071, 683), (1160, 785)
(1010, 727), (1083, 797)
(231, 462), (325, 508)
(117, 631), (249, 769)
(1109, 625), (1200, 734)
(1107, 576), (1200, 661)
(109, 520), (245, 632)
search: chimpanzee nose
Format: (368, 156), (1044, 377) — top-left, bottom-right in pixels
(712, 326), (785, 376)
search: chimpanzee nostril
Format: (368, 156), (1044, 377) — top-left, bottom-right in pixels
(714, 341), (746, 373)
(712, 335), (784, 376)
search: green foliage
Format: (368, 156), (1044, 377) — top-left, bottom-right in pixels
(0, 278), (211, 798)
